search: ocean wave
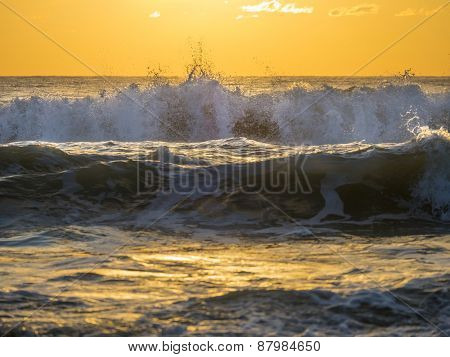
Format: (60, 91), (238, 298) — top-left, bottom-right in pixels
(1, 131), (448, 225)
(0, 80), (448, 144)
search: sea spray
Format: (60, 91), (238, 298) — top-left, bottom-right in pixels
(0, 80), (448, 144)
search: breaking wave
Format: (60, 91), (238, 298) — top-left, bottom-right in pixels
(0, 80), (448, 144)
(1, 130), (448, 225)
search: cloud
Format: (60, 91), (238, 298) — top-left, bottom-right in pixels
(149, 11), (161, 19)
(395, 8), (437, 17)
(280, 3), (314, 14)
(241, 1), (313, 14)
(236, 14), (260, 21)
(329, 3), (378, 17)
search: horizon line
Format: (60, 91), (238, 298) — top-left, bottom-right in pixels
(0, 74), (449, 78)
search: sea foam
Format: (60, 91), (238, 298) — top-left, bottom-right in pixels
(0, 80), (448, 144)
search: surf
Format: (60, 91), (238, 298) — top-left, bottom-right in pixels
(0, 131), (448, 228)
(0, 79), (448, 144)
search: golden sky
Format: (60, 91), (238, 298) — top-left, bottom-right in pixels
(0, 0), (449, 76)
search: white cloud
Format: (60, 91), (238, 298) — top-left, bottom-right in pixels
(236, 14), (260, 20)
(280, 3), (314, 14)
(329, 3), (378, 17)
(242, 0), (281, 12)
(241, 1), (313, 15)
(395, 7), (437, 17)
(149, 11), (161, 19)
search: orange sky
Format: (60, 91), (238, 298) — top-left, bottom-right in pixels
(0, 0), (449, 76)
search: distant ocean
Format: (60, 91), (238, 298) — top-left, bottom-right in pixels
(0, 76), (449, 336)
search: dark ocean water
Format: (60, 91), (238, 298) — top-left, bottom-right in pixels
(0, 76), (449, 336)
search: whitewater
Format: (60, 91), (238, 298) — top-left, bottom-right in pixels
(0, 77), (448, 144)
(0, 76), (449, 336)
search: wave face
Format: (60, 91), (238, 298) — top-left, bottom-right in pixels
(1, 131), (449, 226)
(0, 80), (448, 144)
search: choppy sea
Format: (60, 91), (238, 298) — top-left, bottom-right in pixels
(0, 76), (449, 336)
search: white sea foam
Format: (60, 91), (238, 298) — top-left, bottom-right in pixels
(409, 128), (450, 221)
(0, 80), (448, 144)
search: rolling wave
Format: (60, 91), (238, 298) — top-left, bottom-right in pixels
(1, 131), (448, 225)
(0, 80), (448, 144)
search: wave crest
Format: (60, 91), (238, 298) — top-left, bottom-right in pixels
(0, 80), (448, 144)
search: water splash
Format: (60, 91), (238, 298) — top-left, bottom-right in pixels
(0, 80), (448, 144)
